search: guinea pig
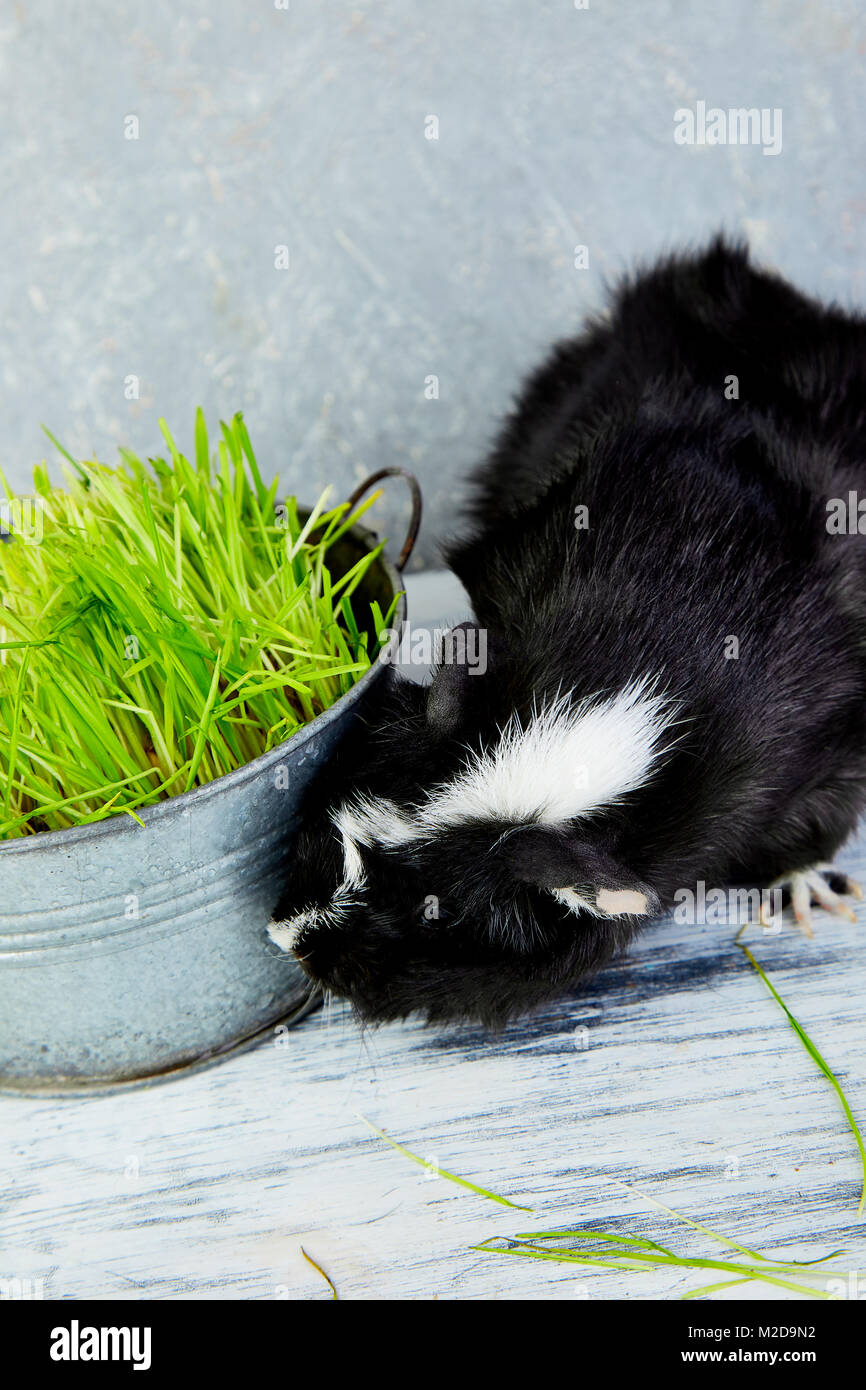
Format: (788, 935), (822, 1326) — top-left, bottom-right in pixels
(269, 237), (866, 1027)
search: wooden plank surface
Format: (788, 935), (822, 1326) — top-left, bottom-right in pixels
(2, 573), (865, 1302)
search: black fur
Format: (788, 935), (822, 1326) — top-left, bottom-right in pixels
(273, 238), (866, 1026)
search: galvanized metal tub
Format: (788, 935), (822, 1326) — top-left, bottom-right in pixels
(0, 479), (416, 1093)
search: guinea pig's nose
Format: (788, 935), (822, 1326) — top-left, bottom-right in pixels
(268, 910), (337, 984)
(289, 925), (338, 986)
(268, 908), (317, 957)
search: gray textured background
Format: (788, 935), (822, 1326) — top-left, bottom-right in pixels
(1, 0), (863, 567)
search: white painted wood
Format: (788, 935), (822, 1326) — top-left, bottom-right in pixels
(2, 573), (865, 1302)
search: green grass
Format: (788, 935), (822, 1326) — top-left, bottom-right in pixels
(300, 1247), (338, 1300)
(363, 1118), (856, 1300)
(737, 937), (866, 1217)
(0, 410), (398, 838)
(359, 932), (866, 1299)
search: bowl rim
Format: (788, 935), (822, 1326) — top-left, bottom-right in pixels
(0, 515), (405, 857)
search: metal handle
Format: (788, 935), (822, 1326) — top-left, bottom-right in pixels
(345, 467), (422, 572)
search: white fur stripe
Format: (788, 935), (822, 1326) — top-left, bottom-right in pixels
(417, 680), (675, 830)
(337, 820), (367, 888)
(268, 879), (362, 953)
(333, 798), (418, 851)
(551, 886), (601, 918)
(331, 679), (677, 850)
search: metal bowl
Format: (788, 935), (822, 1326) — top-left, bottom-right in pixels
(0, 476), (417, 1093)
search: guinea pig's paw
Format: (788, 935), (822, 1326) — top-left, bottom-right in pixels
(760, 865), (862, 937)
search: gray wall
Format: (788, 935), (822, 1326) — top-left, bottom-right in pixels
(1, 1), (863, 567)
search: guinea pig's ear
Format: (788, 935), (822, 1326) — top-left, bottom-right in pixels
(509, 824), (659, 919)
(425, 622), (485, 735)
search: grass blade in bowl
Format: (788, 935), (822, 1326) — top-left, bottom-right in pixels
(0, 410), (397, 839)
